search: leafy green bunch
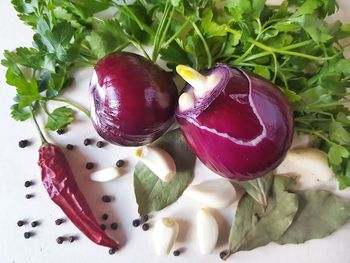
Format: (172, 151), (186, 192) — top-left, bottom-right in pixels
(3, 0), (350, 188)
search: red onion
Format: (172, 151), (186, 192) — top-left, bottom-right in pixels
(176, 64), (293, 180)
(90, 52), (178, 146)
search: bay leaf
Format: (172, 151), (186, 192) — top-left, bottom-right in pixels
(239, 173), (273, 209)
(133, 129), (196, 215)
(227, 176), (299, 257)
(277, 190), (350, 244)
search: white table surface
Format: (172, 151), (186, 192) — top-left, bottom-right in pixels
(1, 1), (350, 263)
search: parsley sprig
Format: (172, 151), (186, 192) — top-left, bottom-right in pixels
(3, 0), (350, 188)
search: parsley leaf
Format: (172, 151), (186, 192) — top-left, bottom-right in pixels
(45, 106), (75, 131)
(10, 104), (31, 121)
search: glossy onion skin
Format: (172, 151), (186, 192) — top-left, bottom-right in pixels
(90, 52), (178, 146)
(176, 65), (293, 180)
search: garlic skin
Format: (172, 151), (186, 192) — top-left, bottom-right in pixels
(90, 167), (122, 182)
(197, 208), (219, 255)
(185, 179), (237, 208)
(153, 218), (179, 256)
(135, 146), (176, 182)
(275, 148), (335, 188)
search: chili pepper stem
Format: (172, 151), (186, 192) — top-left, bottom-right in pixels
(31, 108), (48, 146)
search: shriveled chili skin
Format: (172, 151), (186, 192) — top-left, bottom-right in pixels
(38, 144), (120, 249)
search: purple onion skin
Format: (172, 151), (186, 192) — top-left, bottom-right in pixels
(90, 52), (178, 146)
(176, 64), (293, 180)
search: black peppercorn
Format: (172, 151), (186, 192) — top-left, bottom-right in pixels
(17, 220), (26, 227)
(140, 214), (149, 223)
(24, 181), (33, 188)
(84, 138), (92, 146)
(25, 194), (33, 199)
(24, 232), (33, 239)
(142, 223), (150, 231)
(116, 159), (125, 168)
(66, 144), (74, 150)
(56, 236), (65, 244)
(18, 140), (29, 148)
(100, 224), (107, 231)
(220, 250), (228, 260)
(85, 162), (94, 170)
(132, 219), (140, 227)
(108, 248), (117, 255)
(173, 250), (180, 256)
(57, 129), (65, 135)
(31, 221), (39, 228)
(110, 223), (118, 230)
(55, 219), (64, 225)
(96, 141), (105, 148)
(68, 236), (76, 243)
(102, 213), (109, 221)
(102, 195), (112, 203)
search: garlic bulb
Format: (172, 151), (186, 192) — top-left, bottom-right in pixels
(185, 179), (237, 208)
(135, 146), (176, 182)
(153, 218), (179, 256)
(197, 208), (219, 255)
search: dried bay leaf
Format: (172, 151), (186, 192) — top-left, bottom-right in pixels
(134, 129), (196, 215)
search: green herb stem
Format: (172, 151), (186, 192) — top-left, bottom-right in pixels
(163, 19), (190, 47)
(46, 97), (91, 117)
(157, 6), (175, 59)
(191, 21), (212, 68)
(31, 108), (48, 145)
(248, 39), (336, 61)
(152, 0), (172, 62)
(129, 38), (151, 60)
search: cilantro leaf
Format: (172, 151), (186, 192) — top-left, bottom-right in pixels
(45, 106), (75, 131)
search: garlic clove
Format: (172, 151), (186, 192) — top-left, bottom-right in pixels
(291, 133), (315, 149)
(153, 218), (179, 256)
(197, 208), (219, 255)
(185, 179), (237, 208)
(135, 146), (176, 182)
(90, 167), (122, 182)
(275, 148), (334, 188)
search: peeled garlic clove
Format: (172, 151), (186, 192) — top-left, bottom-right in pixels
(135, 146), (176, 182)
(153, 218), (179, 256)
(90, 167), (121, 182)
(197, 208), (218, 255)
(275, 148), (334, 187)
(185, 179), (237, 208)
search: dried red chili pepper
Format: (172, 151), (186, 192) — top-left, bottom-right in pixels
(38, 143), (120, 249)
